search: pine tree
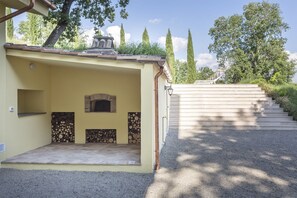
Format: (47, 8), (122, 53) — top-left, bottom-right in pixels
(166, 29), (176, 83)
(6, 8), (14, 41)
(18, 13), (43, 45)
(187, 29), (196, 83)
(120, 23), (125, 46)
(142, 28), (150, 46)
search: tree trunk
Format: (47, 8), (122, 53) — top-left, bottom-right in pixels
(43, 0), (74, 47)
(43, 23), (68, 47)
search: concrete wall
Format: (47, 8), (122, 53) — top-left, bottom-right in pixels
(50, 66), (141, 144)
(0, 4), (6, 162)
(4, 57), (51, 159)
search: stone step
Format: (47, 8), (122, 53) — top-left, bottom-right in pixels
(169, 120), (297, 126)
(169, 84), (296, 131)
(169, 116), (293, 122)
(173, 91), (265, 95)
(172, 86), (262, 89)
(170, 108), (284, 113)
(169, 100), (275, 105)
(170, 98), (272, 102)
(169, 104), (280, 109)
(169, 126), (297, 131)
(169, 112), (288, 117)
(172, 94), (268, 98)
(173, 84), (259, 88)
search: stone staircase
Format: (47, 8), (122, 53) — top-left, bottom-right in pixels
(170, 84), (297, 131)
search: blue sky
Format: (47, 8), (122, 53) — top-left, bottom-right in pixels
(13, 0), (297, 77)
(85, 0), (297, 69)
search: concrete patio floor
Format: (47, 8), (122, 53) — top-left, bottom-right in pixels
(3, 143), (140, 165)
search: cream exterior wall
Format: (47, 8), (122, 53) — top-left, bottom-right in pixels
(0, 4), (6, 162)
(4, 57), (51, 159)
(140, 64), (155, 171)
(50, 66), (141, 144)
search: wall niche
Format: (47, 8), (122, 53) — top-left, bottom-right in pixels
(17, 89), (46, 116)
(85, 94), (116, 113)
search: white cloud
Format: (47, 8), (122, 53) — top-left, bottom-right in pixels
(287, 51), (297, 61)
(158, 36), (187, 53)
(196, 53), (218, 70)
(106, 25), (131, 47)
(82, 29), (104, 47)
(148, 18), (161, 24)
(83, 26), (131, 47)
(287, 51), (297, 83)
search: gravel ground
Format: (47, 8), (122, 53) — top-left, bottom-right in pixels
(1, 129), (297, 198)
(147, 129), (297, 198)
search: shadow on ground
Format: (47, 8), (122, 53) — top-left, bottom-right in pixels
(146, 116), (297, 198)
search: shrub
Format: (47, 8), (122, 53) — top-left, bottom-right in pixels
(117, 42), (166, 57)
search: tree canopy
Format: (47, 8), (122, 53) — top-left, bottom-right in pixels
(187, 29), (196, 83)
(43, 0), (129, 47)
(120, 23), (125, 46)
(6, 8), (14, 41)
(197, 67), (215, 80)
(166, 29), (176, 82)
(209, 2), (296, 84)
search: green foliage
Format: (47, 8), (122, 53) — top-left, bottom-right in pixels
(142, 28), (150, 46)
(166, 29), (176, 82)
(187, 29), (196, 83)
(209, 2), (296, 84)
(196, 67), (215, 80)
(117, 42), (166, 56)
(120, 23), (125, 46)
(17, 13), (87, 50)
(18, 13), (45, 45)
(44, 0), (129, 46)
(6, 8), (14, 41)
(175, 60), (188, 84)
(55, 26), (87, 50)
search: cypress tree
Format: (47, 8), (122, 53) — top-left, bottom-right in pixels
(187, 29), (196, 83)
(166, 29), (176, 82)
(142, 28), (150, 45)
(120, 23), (125, 46)
(6, 8), (14, 40)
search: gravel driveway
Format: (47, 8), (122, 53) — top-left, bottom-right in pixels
(1, 129), (297, 198)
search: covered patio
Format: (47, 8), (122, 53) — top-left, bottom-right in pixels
(3, 143), (140, 165)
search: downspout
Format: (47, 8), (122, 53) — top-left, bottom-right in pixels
(0, 0), (35, 23)
(154, 64), (164, 170)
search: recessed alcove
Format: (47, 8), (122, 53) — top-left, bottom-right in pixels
(17, 89), (46, 116)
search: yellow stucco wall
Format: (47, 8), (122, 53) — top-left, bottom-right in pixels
(50, 66), (141, 144)
(1, 48), (166, 172)
(4, 57), (51, 159)
(140, 63), (155, 171)
(0, 4), (6, 162)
